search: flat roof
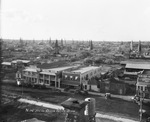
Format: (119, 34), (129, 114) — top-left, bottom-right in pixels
(126, 63), (150, 70)
(49, 66), (77, 72)
(12, 60), (30, 63)
(37, 61), (70, 69)
(40, 71), (55, 75)
(120, 60), (150, 65)
(72, 66), (100, 74)
(2, 62), (11, 65)
(23, 68), (37, 72)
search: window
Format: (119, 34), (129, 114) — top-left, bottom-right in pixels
(85, 74), (88, 80)
(145, 87), (148, 91)
(141, 86), (143, 91)
(40, 80), (43, 83)
(35, 78), (37, 83)
(90, 72), (93, 76)
(70, 76), (73, 80)
(65, 75), (68, 79)
(32, 78), (34, 82)
(28, 72), (31, 75)
(75, 76), (78, 80)
(45, 75), (49, 80)
(85, 85), (87, 90)
(45, 80), (49, 84)
(32, 72), (36, 76)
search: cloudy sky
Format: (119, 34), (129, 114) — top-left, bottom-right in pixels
(1, 0), (150, 41)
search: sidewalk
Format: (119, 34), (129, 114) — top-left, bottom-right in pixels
(18, 98), (138, 122)
(88, 91), (150, 102)
(88, 91), (133, 101)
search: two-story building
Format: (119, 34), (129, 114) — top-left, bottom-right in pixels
(136, 70), (150, 99)
(16, 65), (78, 88)
(62, 66), (101, 91)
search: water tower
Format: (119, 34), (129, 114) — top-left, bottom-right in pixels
(61, 98), (96, 122)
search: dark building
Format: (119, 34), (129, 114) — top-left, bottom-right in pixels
(136, 70), (150, 99)
(100, 78), (127, 95)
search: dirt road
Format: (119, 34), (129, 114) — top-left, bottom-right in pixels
(18, 98), (139, 122)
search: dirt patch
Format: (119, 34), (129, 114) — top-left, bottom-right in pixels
(2, 82), (150, 121)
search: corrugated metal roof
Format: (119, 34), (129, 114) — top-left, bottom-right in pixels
(126, 63), (150, 69)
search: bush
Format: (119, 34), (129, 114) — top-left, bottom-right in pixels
(78, 51), (92, 59)
(83, 58), (93, 65)
(94, 57), (105, 64)
(104, 59), (115, 64)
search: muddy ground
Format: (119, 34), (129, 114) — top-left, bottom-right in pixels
(1, 79), (150, 122)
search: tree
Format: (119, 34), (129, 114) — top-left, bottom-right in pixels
(54, 40), (59, 54)
(94, 57), (105, 64)
(79, 51), (92, 59)
(83, 58), (93, 65)
(70, 57), (79, 62)
(104, 59), (115, 64)
(61, 39), (63, 47)
(90, 40), (93, 50)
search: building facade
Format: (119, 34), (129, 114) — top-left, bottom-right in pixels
(136, 70), (150, 99)
(120, 61), (150, 79)
(16, 66), (77, 88)
(62, 66), (101, 91)
(100, 78), (127, 95)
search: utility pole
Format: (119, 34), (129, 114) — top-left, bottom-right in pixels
(138, 91), (144, 122)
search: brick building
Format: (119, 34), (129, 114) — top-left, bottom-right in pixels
(62, 66), (101, 91)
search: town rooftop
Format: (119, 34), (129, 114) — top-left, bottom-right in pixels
(71, 66), (100, 74)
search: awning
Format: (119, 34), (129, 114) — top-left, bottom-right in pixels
(61, 81), (80, 86)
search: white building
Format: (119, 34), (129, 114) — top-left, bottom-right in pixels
(62, 66), (101, 91)
(16, 65), (77, 88)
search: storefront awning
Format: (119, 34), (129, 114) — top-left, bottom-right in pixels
(61, 81), (80, 86)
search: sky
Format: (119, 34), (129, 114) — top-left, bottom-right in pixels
(1, 0), (150, 41)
